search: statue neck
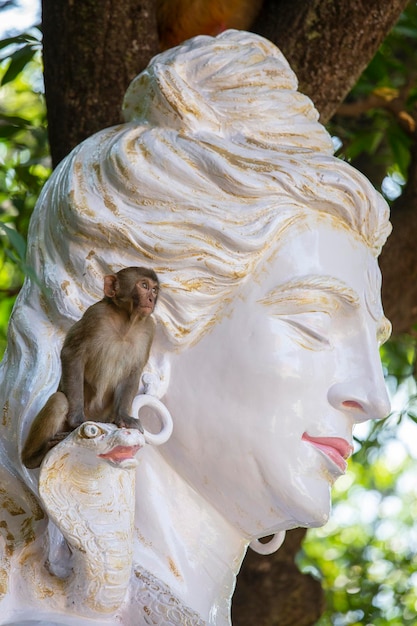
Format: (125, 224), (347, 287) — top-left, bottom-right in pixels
(133, 447), (248, 625)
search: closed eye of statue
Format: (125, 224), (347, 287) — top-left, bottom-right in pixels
(279, 313), (332, 350)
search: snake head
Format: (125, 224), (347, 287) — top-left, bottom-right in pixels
(75, 421), (146, 469)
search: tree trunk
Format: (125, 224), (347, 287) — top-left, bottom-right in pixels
(232, 529), (325, 626)
(42, 0), (159, 167)
(380, 141), (417, 335)
(253, 0), (409, 123)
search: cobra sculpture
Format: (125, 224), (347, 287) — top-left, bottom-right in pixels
(1, 395), (173, 623)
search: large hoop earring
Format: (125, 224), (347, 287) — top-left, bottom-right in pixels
(249, 531), (286, 555)
(131, 394), (173, 446)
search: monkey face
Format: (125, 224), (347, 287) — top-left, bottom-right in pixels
(133, 276), (159, 316)
(162, 217), (390, 538)
(104, 267), (159, 318)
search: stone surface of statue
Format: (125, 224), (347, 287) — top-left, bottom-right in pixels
(0, 30), (391, 625)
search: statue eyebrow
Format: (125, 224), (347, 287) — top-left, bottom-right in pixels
(258, 275), (360, 314)
(259, 274), (392, 345)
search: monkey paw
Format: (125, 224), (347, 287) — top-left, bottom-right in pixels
(67, 412), (87, 429)
(49, 431), (72, 445)
(115, 414), (145, 433)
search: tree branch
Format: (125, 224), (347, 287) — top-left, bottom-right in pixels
(337, 89), (416, 136)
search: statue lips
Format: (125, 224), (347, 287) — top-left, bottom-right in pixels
(301, 432), (353, 473)
(99, 444), (142, 464)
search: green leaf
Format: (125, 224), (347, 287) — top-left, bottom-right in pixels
(1, 45), (36, 85)
(0, 35), (31, 51)
(0, 222), (26, 260)
(386, 124), (412, 177)
(365, 50), (390, 85)
(345, 129), (384, 160)
(0, 124), (24, 138)
(0, 31), (40, 53)
(0, 113), (30, 126)
(393, 25), (417, 39)
(0, 113), (31, 138)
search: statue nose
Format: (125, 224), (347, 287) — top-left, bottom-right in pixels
(327, 378), (390, 423)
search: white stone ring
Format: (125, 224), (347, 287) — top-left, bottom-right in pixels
(131, 394), (173, 445)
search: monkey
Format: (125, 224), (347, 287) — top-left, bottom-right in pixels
(22, 267), (159, 469)
(157, 0), (263, 50)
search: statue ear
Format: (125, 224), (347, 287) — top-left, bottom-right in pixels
(103, 274), (118, 298)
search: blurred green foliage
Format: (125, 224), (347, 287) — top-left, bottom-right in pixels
(330, 1), (417, 200)
(299, 334), (417, 625)
(0, 26), (50, 354)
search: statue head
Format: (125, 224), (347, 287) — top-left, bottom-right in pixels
(9, 31), (391, 536)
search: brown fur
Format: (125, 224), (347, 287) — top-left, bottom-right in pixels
(22, 267), (159, 469)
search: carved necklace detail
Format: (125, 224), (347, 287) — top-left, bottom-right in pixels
(133, 566), (207, 625)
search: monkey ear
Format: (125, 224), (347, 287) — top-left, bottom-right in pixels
(103, 274), (118, 298)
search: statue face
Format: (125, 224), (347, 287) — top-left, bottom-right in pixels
(163, 218), (391, 537)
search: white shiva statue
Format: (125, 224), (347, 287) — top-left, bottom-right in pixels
(0, 29), (391, 626)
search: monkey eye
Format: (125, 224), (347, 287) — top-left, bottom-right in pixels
(152, 287), (158, 296)
(141, 281), (148, 289)
(80, 422), (103, 439)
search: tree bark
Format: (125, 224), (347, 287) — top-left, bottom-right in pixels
(232, 529), (325, 626)
(380, 141), (417, 335)
(42, 0), (159, 167)
(253, 0), (409, 123)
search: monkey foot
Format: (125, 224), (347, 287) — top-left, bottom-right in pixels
(115, 416), (145, 433)
(49, 431), (72, 446)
